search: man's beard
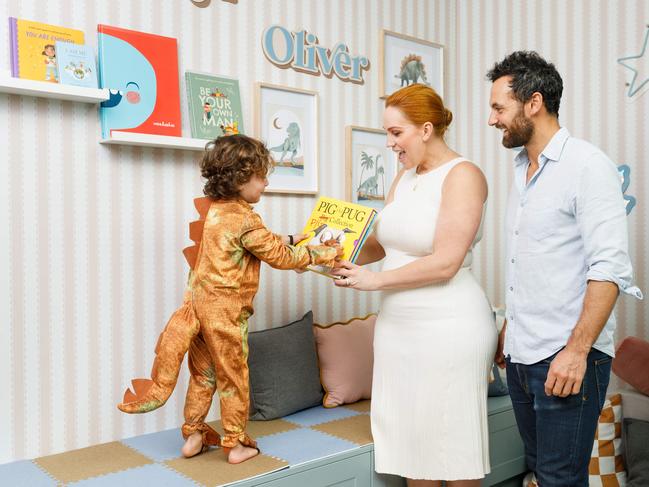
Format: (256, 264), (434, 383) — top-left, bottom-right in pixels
(500, 112), (534, 148)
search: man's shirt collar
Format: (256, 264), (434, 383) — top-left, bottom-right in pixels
(513, 127), (571, 167)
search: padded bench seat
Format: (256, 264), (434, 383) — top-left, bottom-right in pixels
(0, 396), (525, 486)
(231, 396), (526, 487)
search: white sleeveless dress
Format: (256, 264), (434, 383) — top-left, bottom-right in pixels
(371, 157), (497, 480)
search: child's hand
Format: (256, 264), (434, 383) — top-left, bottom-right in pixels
(323, 239), (344, 260)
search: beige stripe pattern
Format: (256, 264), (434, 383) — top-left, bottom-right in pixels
(1, 0), (647, 463)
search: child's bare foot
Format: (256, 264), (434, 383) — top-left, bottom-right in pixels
(227, 443), (259, 464)
(181, 432), (204, 458)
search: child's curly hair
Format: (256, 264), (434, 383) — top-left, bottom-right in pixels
(200, 135), (274, 199)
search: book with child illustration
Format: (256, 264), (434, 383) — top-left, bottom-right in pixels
(9, 17), (85, 82)
(298, 196), (377, 278)
(97, 24), (181, 138)
(185, 71), (244, 139)
(55, 41), (98, 88)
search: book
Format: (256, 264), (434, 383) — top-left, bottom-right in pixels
(9, 17), (84, 82)
(55, 41), (98, 88)
(298, 196), (377, 278)
(185, 71), (244, 139)
(97, 24), (181, 138)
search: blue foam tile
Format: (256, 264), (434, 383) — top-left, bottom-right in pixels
(0, 460), (56, 487)
(69, 463), (196, 486)
(256, 428), (357, 465)
(281, 405), (360, 427)
(121, 427), (185, 462)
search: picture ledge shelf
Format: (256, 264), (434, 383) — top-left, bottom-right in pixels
(0, 75), (109, 102)
(100, 131), (209, 151)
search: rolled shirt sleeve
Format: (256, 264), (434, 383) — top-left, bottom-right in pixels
(576, 152), (643, 299)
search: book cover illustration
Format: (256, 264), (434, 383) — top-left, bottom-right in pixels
(97, 24), (181, 138)
(55, 41), (98, 88)
(9, 17), (84, 82)
(298, 196), (377, 277)
(185, 71), (244, 139)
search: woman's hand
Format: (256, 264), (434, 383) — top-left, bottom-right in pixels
(331, 261), (381, 291)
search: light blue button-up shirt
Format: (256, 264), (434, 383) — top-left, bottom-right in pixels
(504, 127), (642, 364)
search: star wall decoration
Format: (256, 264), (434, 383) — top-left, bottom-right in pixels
(617, 24), (649, 99)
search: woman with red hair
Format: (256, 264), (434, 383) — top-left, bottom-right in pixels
(334, 84), (497, 486)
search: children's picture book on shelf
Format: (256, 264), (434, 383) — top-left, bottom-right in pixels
(298, 196), (377, 278)
(55, 41), (98, 88)
(185, 71), (244, 139)
(9, 17), (84, 82)
(97, 24), (181, 139)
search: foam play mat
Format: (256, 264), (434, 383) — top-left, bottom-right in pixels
(0, 400), (372, 486)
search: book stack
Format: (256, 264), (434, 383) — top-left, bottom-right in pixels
(299, 196), (377, 278)
(9, 17), (84, 83)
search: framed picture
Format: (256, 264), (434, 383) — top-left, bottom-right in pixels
(254, 82), (318, 194)
(346, 126), (399, 210)
(379, 29), (444, 99)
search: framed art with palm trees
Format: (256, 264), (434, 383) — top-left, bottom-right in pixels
(345, 126), (398, 210)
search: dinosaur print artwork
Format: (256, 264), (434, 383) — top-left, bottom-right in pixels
(267, 111), (304, 171)
(258, 83), (318, 193)
(395, 54), (430, 87)
(381, 30), (443, 98)
(357, 149), (386, 203)
(270, 122), (301, 166)
(347, 127), (399, 210)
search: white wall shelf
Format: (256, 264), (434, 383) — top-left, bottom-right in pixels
(99, 131), (209, 151)
(0, 76), (109, 103)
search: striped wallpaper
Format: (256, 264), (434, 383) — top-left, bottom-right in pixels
(1, 0), (646, 464)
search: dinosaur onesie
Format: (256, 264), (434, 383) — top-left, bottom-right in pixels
(118, 197), (338, 450)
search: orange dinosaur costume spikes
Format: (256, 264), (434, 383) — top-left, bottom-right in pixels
(183, 196), (211, 269)
(118, 197), (339, 450)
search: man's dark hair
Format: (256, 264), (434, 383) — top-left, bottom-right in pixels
(486, 51), (563, 116)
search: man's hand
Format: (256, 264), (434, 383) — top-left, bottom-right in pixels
(544, 347), (588, 397)
(494, 323), (506, 369)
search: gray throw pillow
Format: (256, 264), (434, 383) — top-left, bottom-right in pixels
(248, 311), (323, 420)
(488, 363), (509, 397)
(623, 417), (649, 487)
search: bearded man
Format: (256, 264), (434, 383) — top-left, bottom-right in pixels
(487, 51), (642, 487)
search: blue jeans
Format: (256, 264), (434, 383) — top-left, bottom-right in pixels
(506, 349), (612, 486)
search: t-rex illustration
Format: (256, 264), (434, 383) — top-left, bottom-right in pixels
(395, 54), (430, 86)
(270, 122), (300, 163)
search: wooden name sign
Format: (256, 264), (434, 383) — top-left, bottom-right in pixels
(262, 25), (370, 84)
